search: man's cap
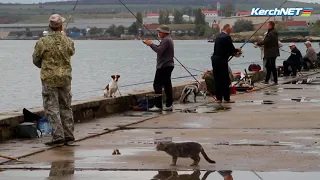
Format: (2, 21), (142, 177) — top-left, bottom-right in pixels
(289, 43), (296, 47)
(304, 41), (311, 45)
(157, 24), (170, 34)
(49, 14), (65, 28)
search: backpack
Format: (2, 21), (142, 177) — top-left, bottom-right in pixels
(131, 95), (155, 111)
(248, 64), (261, 72)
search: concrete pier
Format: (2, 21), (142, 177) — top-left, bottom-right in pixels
(0, 71), (320, 179)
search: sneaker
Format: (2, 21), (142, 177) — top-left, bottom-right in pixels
(45, 139), (65, 146)
(64, 137), (75, 145)
(149, 106), (162, 112)
(163, 106), (173, 111)
(223, 100), (235, 103)
(273, 82), (278, 85)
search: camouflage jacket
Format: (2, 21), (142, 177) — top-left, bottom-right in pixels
(32, 31), (75, 87)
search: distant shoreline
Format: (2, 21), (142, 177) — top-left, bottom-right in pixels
(1, 36), (320, 43)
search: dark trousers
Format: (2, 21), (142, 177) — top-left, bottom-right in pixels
(283, 61), (299, 76)
(302, 57), (313, 70)
(265, 57), (278, 83)
(153, 66), (174, 108)
(211, 55), (230, 101)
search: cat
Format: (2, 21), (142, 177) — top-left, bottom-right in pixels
(156, 142), (216, 166)
(152, 170), (214, 180)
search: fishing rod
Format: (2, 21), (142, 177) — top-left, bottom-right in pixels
(228, 0), (289, 63)
(280, 48), (296, 55)
(64, 0), (79, 31)
(119, 75), (199, 88)
(119, 0), (226, 109)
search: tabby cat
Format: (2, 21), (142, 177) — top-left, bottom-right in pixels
(156, 142), (216, 166)
(152, 170), (214, 180)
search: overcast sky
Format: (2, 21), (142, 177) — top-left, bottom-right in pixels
(0, 0), (317, 3)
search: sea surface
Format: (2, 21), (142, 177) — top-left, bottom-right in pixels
(0, 40), (318, 113)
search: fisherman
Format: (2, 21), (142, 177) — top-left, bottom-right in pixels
(211, 24), (242, 103)
(255, 31), (283, 77)
(283, 43), (302, 76)
(144, 25), (174, 111)
(301, 41), (318, 70)
(255, 21), (280, 85)
(32, 14), (75, 146)
(202, 66), (234, 96)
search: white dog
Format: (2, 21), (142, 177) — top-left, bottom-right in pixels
(104, 75), (120, 98)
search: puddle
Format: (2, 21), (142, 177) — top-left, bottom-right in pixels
(285, 77), (317, 84)
(280, 130), (320, 134)
(121, 112), (154, 117)
(282, 97), (320, 103)
(216, 139), (286, 147)
(181, 107), (216, 113)
(262, 90), (283, 95)
(238, 100), (275, 105)
(0, 170), (320, 179)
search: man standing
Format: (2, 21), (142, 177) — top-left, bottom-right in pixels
(255, 31), (283, 77)
(211, 24), (241, 103)
(144, 25), (174, 111)
(255, 21), (280, 85)
(301, 41), (317, 70)
(33, 14), (75, 146)
(283, 43), (302, 76)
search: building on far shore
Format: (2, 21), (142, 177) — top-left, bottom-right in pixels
(235, 11), (251, 16)
(142, 24), (196, 36)
(218, 14), (320, 32)
(253, 21), (310, 31)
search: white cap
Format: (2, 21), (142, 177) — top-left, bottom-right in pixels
(289, 43), (295, 47)
(304, 41), (311, 45)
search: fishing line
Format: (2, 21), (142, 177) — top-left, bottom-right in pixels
(228, 0), (289, 62)
(119, 0), (225, 109)
(64, 0), (79, 31)
(175, 64), (207, 73)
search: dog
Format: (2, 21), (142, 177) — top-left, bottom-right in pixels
(179, 84), (200, 103)
(104, 75), (120, 98)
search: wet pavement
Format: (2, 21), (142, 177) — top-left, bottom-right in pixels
(1, 170), (320, 180)
(1, 72), (320, 179)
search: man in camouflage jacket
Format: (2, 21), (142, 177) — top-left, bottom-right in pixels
(32, 14), (75, 146)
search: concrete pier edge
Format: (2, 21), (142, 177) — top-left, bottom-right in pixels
(0, 80), (206, 142)
(0, 71), (318, 166)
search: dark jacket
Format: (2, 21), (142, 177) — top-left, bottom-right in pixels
(257, 28), (280, 58)
(212, 32), (239, 58)
(150, 36), (174, 69)
(287, 47), (302, 65)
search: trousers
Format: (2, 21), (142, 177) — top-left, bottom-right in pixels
(302, 57), (313, 70)
(211, 55), (230, 101)
(265, 57), (278, 83)
(153, 66), (174, 108)
(42, 84), (74, 141)
(283, 61), (299, 76)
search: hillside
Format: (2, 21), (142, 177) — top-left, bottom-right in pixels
(0, 0), (318, 24)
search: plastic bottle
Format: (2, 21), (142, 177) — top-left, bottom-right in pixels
(39, 118), (52, 136)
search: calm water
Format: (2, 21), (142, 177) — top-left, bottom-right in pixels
(0, 40), (318, 113)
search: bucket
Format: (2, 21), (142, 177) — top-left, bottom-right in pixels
(230, 86), (237, 94)
(38, 118), (52, 136)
